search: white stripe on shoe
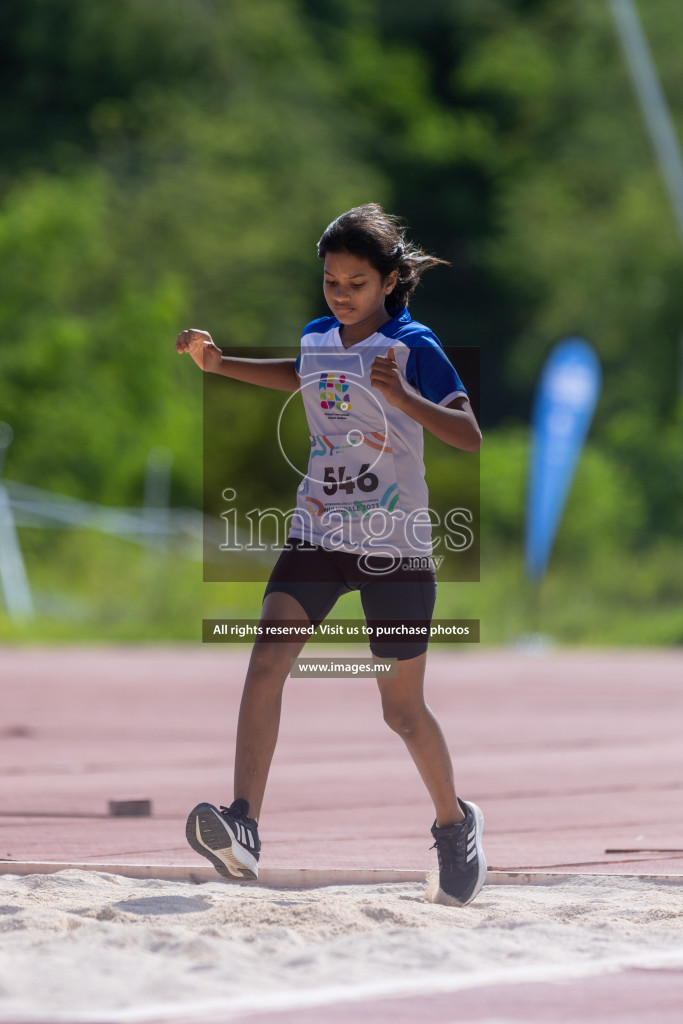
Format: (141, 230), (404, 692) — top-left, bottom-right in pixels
(193, 809), (259, 878)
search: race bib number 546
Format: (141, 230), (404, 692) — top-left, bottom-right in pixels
(304, 432), (400, 519)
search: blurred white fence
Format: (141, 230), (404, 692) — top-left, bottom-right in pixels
(0, 476), (276, 622)
(0, 428), (274, 622)
(0, 483), (35, 620)
(0, 479), (234, 623)
(4, 479), (205, 552)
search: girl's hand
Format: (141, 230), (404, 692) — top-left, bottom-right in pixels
(370, 347), (408, 408)
(175, 328), (223, 373)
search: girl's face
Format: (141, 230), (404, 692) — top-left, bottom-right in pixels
(323, 251), (398, 333)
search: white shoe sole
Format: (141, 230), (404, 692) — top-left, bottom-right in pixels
(185, 803), (259, 881)
(463, 800), (487, 904)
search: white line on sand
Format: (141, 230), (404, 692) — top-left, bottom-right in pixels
(36, 948), (683, 1023)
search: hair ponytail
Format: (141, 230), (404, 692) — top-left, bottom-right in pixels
(317, 203), (449, 308)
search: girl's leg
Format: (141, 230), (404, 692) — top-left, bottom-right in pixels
(234, 590), (310, 820)
(376, 653), (464, 827)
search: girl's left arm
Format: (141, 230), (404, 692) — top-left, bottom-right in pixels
(370, 347), (482, 452)
(397, 392), (482, 451)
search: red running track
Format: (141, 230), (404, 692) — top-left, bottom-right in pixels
(2, 646), (682, 877)
(2, 647), (683, 1024)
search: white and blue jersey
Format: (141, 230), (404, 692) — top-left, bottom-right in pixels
(290, 307), (467, 558)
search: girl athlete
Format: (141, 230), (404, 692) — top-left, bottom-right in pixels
(176, 203), (485, 905)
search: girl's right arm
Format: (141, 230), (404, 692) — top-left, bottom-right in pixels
(175, 328), (300, 393)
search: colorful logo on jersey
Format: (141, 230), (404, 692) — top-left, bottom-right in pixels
(319, 373), (351, 412)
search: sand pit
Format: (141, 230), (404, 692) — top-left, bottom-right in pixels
(1, 870), (682, 1022)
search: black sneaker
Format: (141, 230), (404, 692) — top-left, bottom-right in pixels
(185, 799), (261, 880)
(429, 798), (486, 906)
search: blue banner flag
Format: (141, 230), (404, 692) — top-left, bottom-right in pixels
(525, 338), (602, 580)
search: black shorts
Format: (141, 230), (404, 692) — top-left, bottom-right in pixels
(263, 538), (437, 661)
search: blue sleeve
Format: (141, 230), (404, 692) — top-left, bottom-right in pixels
(405, 341), (467, 404)
(295, 353), (301, 375)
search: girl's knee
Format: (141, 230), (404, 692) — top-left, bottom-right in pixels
(382, 700), (426, 736)
(248, 642), (299, 682)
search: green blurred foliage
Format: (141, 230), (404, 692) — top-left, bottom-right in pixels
(0, 0), (385, 506)
(295, 0), (683, 539)
(479, 429), (644, 556)
(1, 0), (682, 640)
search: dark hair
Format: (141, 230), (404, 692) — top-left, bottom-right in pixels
(317, 203), (449, 309)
